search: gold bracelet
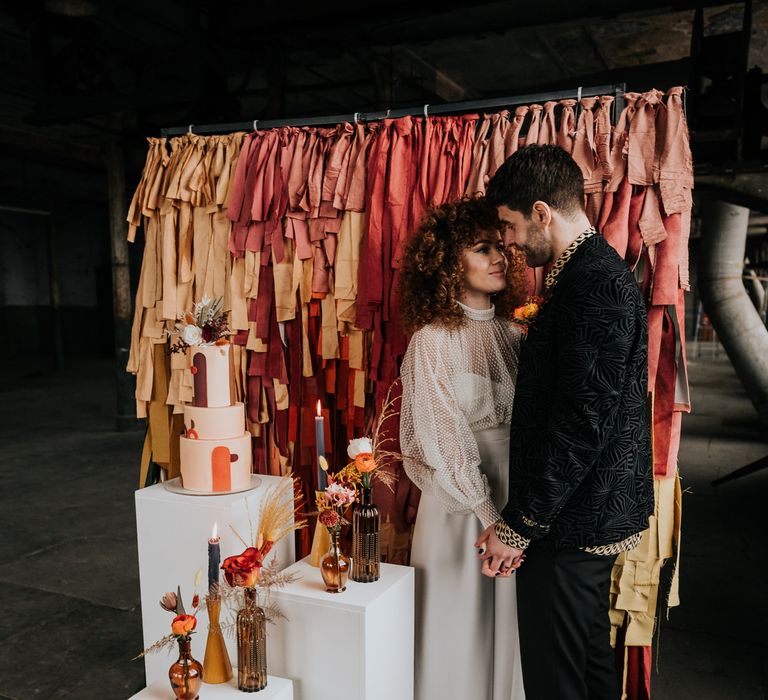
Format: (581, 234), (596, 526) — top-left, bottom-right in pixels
(494, 519), (530, 551)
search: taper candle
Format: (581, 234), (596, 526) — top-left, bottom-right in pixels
(315, 400), (327, 490)
(208, 522), (220, 594)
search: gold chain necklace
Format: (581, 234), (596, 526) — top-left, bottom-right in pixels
(544, 227), (596, 290)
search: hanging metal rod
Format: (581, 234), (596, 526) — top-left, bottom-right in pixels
(160, 83), (626, 137)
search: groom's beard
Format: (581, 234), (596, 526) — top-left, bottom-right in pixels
(519, 221), (552, 268)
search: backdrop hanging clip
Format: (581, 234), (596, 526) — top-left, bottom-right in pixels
(423, 104), (430, 118)
(188, 124), (194, 135)
(253, 120), (259, 132)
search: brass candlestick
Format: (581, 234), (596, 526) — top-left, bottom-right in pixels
(203, 595), (232, 684)
(309, 490), (332, 567)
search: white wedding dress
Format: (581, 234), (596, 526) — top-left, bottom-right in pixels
(400, 302), (525, 700)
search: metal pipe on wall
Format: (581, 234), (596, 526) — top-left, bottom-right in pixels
(698, 199), (768, 424)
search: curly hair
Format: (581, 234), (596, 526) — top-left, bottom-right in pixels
(398, 196), (528, 334)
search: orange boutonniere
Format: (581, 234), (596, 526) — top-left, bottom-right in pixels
(513, 296), (544, 328)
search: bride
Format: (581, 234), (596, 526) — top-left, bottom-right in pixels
(398, 196), (527, 700)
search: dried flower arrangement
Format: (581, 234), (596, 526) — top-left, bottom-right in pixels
(221, 476), (307, 614)
(314, 476), (357, 537)
(136, 478), (307, 659)
(329, 382), (403, 497)
(136, 572), (203, 658)
(169, 295), (230, 353)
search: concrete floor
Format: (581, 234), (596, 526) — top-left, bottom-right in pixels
(653, 353), (768, 700)
(0, 359), (146, 699)
(0, 352), (765, 699)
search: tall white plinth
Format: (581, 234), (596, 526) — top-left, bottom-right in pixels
(269, 557), (414, 700)
(135, 477), (295, 685)
(130, 676), (293, 699)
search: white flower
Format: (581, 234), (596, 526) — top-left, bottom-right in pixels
(183, 324), (203, 346)
(347, 437), (373, 459)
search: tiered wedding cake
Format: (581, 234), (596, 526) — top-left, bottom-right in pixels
(180, 343), (252, 492)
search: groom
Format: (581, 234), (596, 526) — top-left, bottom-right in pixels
(477, 145), (653, 700)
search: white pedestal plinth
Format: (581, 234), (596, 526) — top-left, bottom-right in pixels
(269, 557), (414, 700)
(129, 676), (293, 699)
(135, 477), (295, 685)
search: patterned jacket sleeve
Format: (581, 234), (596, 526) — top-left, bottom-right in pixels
(501, 271), (641, 542)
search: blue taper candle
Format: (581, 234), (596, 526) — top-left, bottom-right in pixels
(208, 522), (220, 594)
(315, 400), (327, 490)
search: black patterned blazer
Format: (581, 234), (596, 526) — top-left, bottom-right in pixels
(501, 234), (654, 549)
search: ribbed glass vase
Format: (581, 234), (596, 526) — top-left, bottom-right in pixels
(236, 588), (267, 692)
(351, 486), (380, 582)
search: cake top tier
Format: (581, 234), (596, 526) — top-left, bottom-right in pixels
(191, 343), (235, 409)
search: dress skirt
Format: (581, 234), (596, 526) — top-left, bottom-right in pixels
(410, 425), (525, 700)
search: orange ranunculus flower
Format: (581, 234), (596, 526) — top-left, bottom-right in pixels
(171, 614), (197, 637)
(221, 547), (264, 589)
(354, 452), (377, 473)
(513, 301), (540, 323)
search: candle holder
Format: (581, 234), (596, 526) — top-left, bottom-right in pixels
(203, 595), (232, 684)
(309, 514), (332, 567)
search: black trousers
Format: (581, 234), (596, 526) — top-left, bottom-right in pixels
(516, 541), (619, 700)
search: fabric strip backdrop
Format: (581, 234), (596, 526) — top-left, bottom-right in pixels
(125, 87), (692, 698)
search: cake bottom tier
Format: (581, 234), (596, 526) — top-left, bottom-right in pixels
(180, 433), (252, 493)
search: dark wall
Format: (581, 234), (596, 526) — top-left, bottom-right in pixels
(0, 205), (113, 361)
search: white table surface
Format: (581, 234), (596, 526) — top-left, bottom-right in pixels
(269, 557), (414, 700)
(135, 475), (295, 685)
(129, 675), (293, 699)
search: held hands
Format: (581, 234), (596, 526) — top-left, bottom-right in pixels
(475, 525), (524, 578)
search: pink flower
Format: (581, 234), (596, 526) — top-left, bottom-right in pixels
(325, 482), (356, 508)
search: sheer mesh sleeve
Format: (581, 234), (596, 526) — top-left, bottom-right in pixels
(399, 326), (502, 528)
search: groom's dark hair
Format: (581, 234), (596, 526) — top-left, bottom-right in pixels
(486, 144), (585, 218)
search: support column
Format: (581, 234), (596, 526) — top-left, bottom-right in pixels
(105, 140), (139, 431)
(698, 198), (768, 424)
(45, 214), (63, 370)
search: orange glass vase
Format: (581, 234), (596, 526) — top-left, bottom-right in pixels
(169, 637), (203, 700)
(320, 529), (350, 593)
